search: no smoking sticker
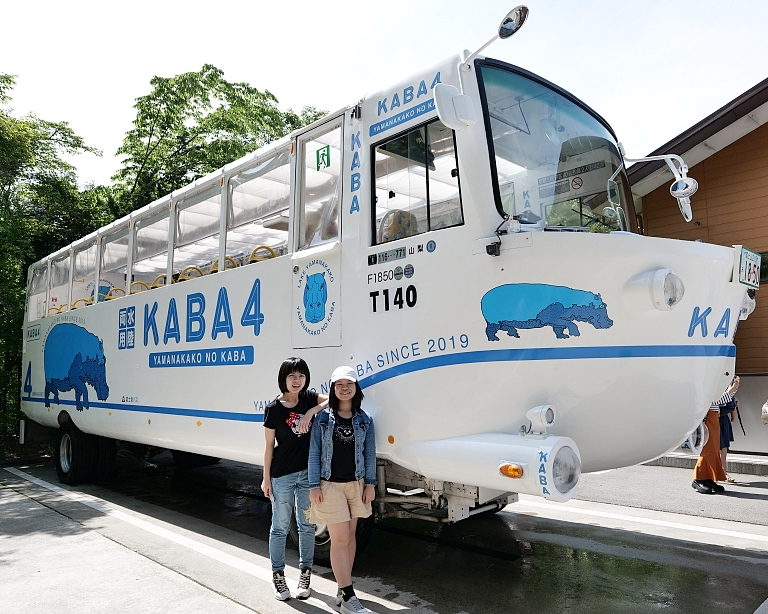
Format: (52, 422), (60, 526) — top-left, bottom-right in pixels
(571, 177), (583, 190)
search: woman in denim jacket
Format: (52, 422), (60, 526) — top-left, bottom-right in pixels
(308, 366), (377, 614)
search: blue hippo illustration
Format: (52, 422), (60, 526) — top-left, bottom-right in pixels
(481, 283), (613, 341)
(303, 273), (327, 324)
(44, 323), (109, 411)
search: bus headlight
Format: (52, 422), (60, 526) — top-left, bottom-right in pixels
(652, 269), (685, 310)
(553, 445), (581, 494)
(624, 268), (685, 311)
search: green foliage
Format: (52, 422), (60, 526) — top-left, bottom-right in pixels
(0, 66), (324, 457)
(0, 74), (112, 456)
(112, 64), (325, 216)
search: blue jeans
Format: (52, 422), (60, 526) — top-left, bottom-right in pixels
(269, 469), (314, 571)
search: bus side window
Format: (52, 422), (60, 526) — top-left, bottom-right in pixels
(133, 208), (170, 290)
(228, 147), (291, 262)
(100, 227), (129, 300)
(72, 240), (97, 308)
(296, 124), (341, 251)
(48, 254), (70, 314)
(174, 185), (221, 278)
(373, 119), (463, 245)
(27, 265), (48, 321)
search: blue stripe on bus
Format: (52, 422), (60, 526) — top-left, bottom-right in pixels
(22, 344), (734, 421)
(358, 344), (736, 388)
(21, 397), (264, 422)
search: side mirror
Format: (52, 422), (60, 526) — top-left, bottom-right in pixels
(670, 177), (697, 222)
(434, 83), (477, 131)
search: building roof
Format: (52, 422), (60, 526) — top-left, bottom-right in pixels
(628, 76), (768, 198)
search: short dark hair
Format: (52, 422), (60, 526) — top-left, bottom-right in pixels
(328, 380), (364, 413)
(277, 357), (310, 393)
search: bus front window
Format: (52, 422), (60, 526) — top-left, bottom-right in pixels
(477, 61), (634, 232)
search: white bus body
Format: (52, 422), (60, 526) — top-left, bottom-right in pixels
(21, 52), (757, 521)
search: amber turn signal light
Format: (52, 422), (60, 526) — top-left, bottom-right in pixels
(499, 462), (524, 478)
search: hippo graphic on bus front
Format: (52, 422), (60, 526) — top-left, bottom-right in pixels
(44, 323), (109, 411)
(303, 273), (327, 324)
(481, 283), (613, 341)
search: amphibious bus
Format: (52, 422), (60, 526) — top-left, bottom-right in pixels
(20, 7), (758, 550)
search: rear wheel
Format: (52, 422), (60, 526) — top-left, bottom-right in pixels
(94, 437), (117, 481)
(55, 421), (97, 484)
(171, 450), (221, 469)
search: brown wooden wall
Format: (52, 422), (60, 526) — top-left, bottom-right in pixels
(642, 121), (768, 373)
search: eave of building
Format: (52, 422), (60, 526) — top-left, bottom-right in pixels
(628, 76), (768, 199)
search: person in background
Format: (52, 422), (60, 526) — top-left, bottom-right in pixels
(719, 376), (740, 483)
(308, 366), (377, 614)
(692, 377), (740, 494)
(261, 357), (328, 601)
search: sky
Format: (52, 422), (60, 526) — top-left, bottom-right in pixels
(2, 0), (767, 187)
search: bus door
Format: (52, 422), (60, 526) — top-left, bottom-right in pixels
(291, 117), (344, 349)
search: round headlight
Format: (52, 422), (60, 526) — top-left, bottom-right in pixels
(552, 445), (581, 494)
(651, 269), (685, 310)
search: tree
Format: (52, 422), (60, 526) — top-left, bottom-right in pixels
(112, 64), (325, 216)
(0, 74), (112, 456)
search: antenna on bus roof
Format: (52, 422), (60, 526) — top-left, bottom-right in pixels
(460, 6), (529, 72)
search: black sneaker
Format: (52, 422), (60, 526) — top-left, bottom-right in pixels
(273, 571), (290, 601)
(692, 480), (714, 494)
(704, 479), (725, 493)
(296, 567), (312, 599)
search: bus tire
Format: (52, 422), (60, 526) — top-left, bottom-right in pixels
(94, 437), (118, 481)
(289, 509), (375, 566)
(171, 450), (221, 469)
(55, 421), (97, 485)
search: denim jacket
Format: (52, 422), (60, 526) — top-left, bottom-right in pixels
(308, 408), (376, 489)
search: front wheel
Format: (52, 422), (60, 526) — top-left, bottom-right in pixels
(55, 421), (97, 484)
(289, 509), (375, 566)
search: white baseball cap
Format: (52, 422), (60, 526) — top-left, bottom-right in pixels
(330, 366), (357, 383)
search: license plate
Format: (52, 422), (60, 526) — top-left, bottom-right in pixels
(737, 246), (761, 288)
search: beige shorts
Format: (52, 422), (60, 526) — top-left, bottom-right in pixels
(309, 479), (372, 525)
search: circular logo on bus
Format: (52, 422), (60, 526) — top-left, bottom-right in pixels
(394, 266), (403, 280)
(404, 264), (414, 278)
(296, 259), (336, 335)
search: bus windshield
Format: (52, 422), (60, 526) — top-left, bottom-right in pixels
(477, 61), (634, 232)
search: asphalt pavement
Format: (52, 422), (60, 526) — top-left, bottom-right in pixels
(2, 459), (768, 614)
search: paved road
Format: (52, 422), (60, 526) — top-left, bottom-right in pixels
(2, 459), (768, 614)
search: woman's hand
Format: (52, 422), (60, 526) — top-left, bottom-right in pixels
(310, 487), (323, 505)
(297, 412), (313, 434)
(261, 477), (272, 498)
(362, 484), (376, 505)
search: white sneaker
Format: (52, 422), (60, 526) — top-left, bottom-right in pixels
(272, 571), (290, 601)
(295, 567), (312, 599)
(336, 588), (343, 606)
(340, 595), (376, 614)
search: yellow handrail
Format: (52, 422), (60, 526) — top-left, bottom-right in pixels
(104, 287), (126, 300)
(131, 281), (150, 294)
(178, 265), (204, 281)
(210, 256), (239, 273)
(249, 245), (277, 263)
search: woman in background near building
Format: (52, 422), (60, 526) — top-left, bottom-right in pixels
(719, 376), (740, 483)
(692, 377), (740, 494)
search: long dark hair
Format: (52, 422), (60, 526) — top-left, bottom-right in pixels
(328, 380), (364, 414)
(277, 357), (310, 393)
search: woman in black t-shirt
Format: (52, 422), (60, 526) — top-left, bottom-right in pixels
(261, 357), (327, 601)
